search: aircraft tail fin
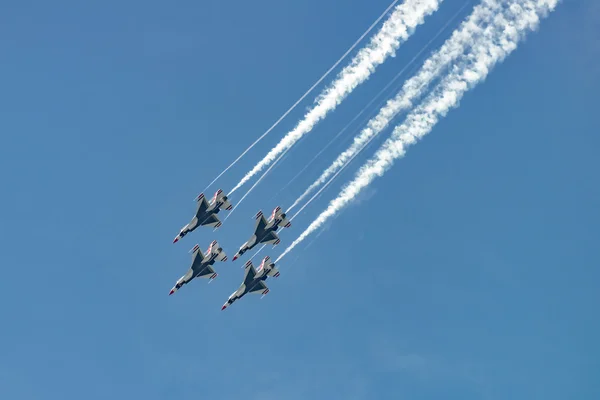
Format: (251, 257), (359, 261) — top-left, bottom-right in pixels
(271, 206), (291, 228)
(207, 240), (228, 262)
(213, 189), (233, 211)
(257, 256), (270, 273)
(259, 257), (280, 278)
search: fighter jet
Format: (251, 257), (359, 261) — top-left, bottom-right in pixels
(231, 206), (291, 261)
(221, 256), (280, 310)
(169, 240), (228, 295)
(173, 189), (233, 243)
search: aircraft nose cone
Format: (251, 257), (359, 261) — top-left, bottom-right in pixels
(232, 256), (238, 261)
(169, 289), (175, 295)
(173, 237), (179, 243)
(221, 305), (227, 311)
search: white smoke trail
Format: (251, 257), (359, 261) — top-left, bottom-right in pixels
(237, 1), (469, 213)
(288, 0), (506, 211)
(224, 145), (287, 220)
(201, 0), (402, 195)
(230, 0), (444, 194)
(289, 125), (371, 221)
(276, 0), (559, 263)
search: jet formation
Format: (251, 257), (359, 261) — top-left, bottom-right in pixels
(170, 189), (291, 310)
(173, 189), (232, 243)
(222, 256), (280, 311)
(232, 206), (291, 261)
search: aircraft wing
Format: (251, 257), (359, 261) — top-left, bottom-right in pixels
(195, 196), (210, 218)
(259, 230), (280, 246)
(248, 280), (268, 295)
(190, 245), (206, 263)
(253, 212), (268, 237)
(200, 213), (221, 228)
(243, 262), (257, 286)
(195, 264), (217, 280)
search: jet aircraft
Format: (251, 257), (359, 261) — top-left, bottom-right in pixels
(173, 189), (232, 243)
(221, 256), (280, 310)
(232, 206), (291, 261)
(169, 240), (228, 295)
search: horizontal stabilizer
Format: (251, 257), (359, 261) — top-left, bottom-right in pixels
(267, 265), (280, 278)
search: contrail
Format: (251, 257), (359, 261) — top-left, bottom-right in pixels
(235, 7), (457, 216)
(224, 145), (288, 220)
(230, 0), (445, 195)
(289, 118), (378, 222)
(200, 0), (401, 194)
(276, 0), (559, 263)
(245, 0), (470, 212)
(288, 0), (505, 212)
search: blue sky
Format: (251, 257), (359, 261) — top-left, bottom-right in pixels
(1, 0), (598, 398)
